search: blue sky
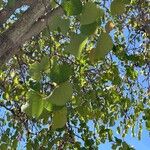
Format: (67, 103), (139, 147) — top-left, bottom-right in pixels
(99, 128), (150, 150)
(86, 114), (150, 150)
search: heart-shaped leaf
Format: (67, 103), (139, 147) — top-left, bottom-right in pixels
(80, 2), (103, 25)
(45, 82), (73, 106)
(52, 107), (67, 130)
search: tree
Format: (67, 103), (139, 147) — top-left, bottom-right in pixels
(0, 0), (149, 149)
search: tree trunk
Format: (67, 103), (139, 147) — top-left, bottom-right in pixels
(0, 0), (63, 67)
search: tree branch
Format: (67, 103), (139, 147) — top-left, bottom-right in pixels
(0, 102), (15, 115)
(0, 0), (51, 59)
(0, 6), (64, 67)
(0, 0), (35, 25)
(22, 6), (64, 42)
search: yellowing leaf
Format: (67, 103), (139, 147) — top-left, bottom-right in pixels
(110, 0), (126, 16)
(105, 21), (115, 33)
(45, 82), (73, 106)
(65, 34), (87, 57)
(52, 107), (67, 130)
(80, 2), (103, 25)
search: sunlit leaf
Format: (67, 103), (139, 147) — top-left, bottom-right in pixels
(44, 100), (52, 112)
(63, 0), (82, 16)
(26, 90), (44, 118)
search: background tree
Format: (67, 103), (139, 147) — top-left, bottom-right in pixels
(0, 0), (149, 149)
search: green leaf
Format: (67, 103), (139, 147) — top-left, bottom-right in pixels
(110, 0), (126, 16)
(80, 2), (104, 25)
(80, 22), (98, 36)
(45, 82), (73, 106)
(29, 62), (41, 81)
(144, 108), (150, 119)
(112, 144), (117, 150)
(50, 62), (73, 83)
(117, 127), (121, 134)
(108, 129), (113, 142)
(63, 0), (82, 16)
(12, 139), (18, 149)
(26, 90), (44, 118)
(91, 32), (113, 61)
(110, 117), (115, 126)
(39, 108), (52, 121)
(123, 0), (131, 5)
(122, 142), (133, 150)
(26, 141), (32, 150)
(50, 0), (57, 8)
(126, 66), (138, 80)
(29, 81), (41, 92)
(48, 137), (62, 149)
(29, 56), (50, 81)
(40, 56), (50, 71)
(65, 34), (87, 57)
(52, 107), (67, 130)
(44, 100), (52, 112)
(146, 121), (150, 131)
(49, 16), (70, 34)
(0, 144), (7, 150)
(8, 0), (15, 8)
(2, 133), (8, 142)
(0, 0), (3, 7)
(115, 137), (122, 145)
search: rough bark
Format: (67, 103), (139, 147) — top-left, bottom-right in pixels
(0, 0), (51, 63)
(0, 6), (64, 67)
(0, 0), (35, 25)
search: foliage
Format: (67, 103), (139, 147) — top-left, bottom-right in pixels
(0, 0), (149, 149)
